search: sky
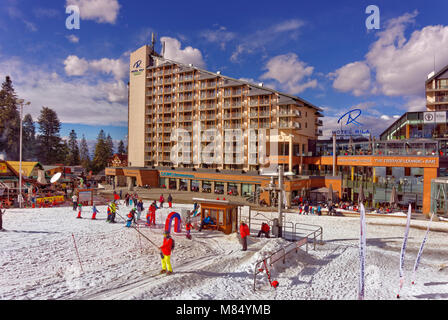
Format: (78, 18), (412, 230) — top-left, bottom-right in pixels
(1, 0), (448, 148)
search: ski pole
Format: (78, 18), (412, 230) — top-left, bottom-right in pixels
(71, 233), (84, 273)
(115, 211), (161, 251)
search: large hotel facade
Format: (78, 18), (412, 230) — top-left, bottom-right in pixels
(106, 40), (448, 217)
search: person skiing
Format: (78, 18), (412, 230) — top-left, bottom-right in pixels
(167, 194), (173, 208)
(106, 205), (112, 222)
(239, 220), (250, 251)
(109, 202), (117, 223)
(126, 209), (136, 228)
(0, 206), (5, 231)
(147, 202), (156, 226)
(91, 204), (99, 220)
(136, 199), (144, 221)
(72, 194), (78, 211)
(77, 203), (82, 219)
(185, 219), (193, 240)
(257, 222), (270, 238)
(160, 231), (174, 275)
(159, 194), (165, 208)
(125, 193), (130, 206)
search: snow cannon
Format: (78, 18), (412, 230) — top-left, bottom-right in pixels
(165, 212), (182, 233)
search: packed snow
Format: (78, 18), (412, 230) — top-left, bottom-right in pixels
(1, 201), (447, 300)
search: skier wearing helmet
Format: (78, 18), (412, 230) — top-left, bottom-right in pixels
(76, 203), (83, 219)
(125, 208), (136, 227)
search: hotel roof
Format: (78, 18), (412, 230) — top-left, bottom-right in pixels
(426, 64), (448, 83)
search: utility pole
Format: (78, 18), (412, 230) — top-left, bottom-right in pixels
(16, 99), (30, 209)
(278, 165), (284, 238)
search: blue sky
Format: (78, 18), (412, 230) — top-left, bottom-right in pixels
(1, 0), (448, 147)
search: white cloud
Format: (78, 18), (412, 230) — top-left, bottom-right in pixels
(330, 11), (448, 110)
(260, 53), (317, 94)
(201, 26), (236, 50)
(63, 55), (127, 80)
(89, 57), (128, 80)
(330, 61), (371, 96)
(230, 19), (304, 62)
(64, 55), (89, 76)
(160, 37), (206, 68)
(66, 35), (79, 43)
(0, 57), (128, 127)
(66, 0), (120, 24)
(6, 4), (38, 32)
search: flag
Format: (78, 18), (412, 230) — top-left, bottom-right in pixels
(411, 212), (434, 285)
(397, 203), (412, 298)
(358, 203), (367, 300)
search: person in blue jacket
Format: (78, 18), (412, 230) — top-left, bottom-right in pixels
(198, 214), (216, 232)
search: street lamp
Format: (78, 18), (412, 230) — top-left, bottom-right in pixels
(16, 98), (31, 208)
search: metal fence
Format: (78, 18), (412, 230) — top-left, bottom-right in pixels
(253, 237), (309, 291)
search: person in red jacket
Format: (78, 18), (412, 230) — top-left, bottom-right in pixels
(239, 221), (250, 251)
(146, 203), (156, 226)
(160, 231), (174, 275)
(257, 222), (270, 238)
(159, 194), (165, 208)
(185, 219), (193, 240)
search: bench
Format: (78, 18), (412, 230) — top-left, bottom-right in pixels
(201, 223), (218, 230)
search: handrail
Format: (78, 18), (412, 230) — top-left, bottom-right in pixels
(253, 236), (309, 291)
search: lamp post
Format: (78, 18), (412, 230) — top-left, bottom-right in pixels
(16, 99), (31, 208)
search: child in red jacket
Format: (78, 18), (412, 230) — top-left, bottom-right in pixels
(185, 220), (193, 240)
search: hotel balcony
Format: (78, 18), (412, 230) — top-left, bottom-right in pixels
(223, 112), (242, 120)
(223, 123), (242, 129)
(278, 109), (301, 117)
(200, 105), (217, 110)
(200, 114), (216, 121)
(278, 121), (301, 129)
(178, 105), (193, 112)
(178, 96), (193, 102)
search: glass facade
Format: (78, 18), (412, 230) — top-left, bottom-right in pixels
(380, 111), (448, 140)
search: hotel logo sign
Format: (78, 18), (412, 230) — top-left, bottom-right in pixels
(332, 109), (371, 136)
(131, 59), (144, 76)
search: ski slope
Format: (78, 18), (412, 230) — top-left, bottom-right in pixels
(1, 202), (447, 300)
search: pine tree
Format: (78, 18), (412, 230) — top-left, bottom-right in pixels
(67, 129), (80, 166)
(79, 134), (91, 170)
(117, 140), (126, 154)
(92, 130), (109, 173)
(106, 134), (114, 158)
(56, 140), (70, 164)
(0, 76), (20, 160)
(22, 114), (36, 161)
(36, 107), (62, 164)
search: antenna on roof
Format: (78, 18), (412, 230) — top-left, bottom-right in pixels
(151, 32), (156, 53)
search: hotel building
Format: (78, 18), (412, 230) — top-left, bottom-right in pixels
(426, 64), (448, 111)
(107, 42), (327, 205)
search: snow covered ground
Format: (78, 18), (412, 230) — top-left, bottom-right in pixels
(1, 201), (447, 300)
